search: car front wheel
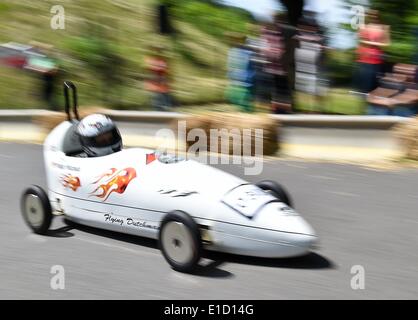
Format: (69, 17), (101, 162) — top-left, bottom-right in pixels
(159, 211), (201, 273)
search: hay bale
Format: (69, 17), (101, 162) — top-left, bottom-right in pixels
(33, 107), (109, 132)
(392, 116), (418, 160)
(172, 112), (280, 156)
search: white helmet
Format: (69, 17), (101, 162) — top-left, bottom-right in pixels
(76, 114), (122, 157)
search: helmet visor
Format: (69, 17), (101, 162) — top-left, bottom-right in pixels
(81, 128), (121, 148)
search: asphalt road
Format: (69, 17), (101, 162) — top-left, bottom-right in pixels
(1, 142), (418, 299)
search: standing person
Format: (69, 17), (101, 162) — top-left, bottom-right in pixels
(259, 15), (291, 114)
(41, 60), (59, 111)
(144, 44), (173, 111)
(249, 23), (272, 111)
(354, 9), (390, 94)
(294, 12), (328, 112)
(24, 42), (60, 110)
(245, 23), (268, 111)
(225, 33), (255, 113)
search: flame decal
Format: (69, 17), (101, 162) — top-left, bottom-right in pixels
(90, 167), (137, 201)
(61, 174), (81, 191)
(146, 152), (157, 165)
(92, 168), (117, 184)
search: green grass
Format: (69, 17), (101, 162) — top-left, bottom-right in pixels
(177, 88), (366, 116)
(294, 88), (366, 115)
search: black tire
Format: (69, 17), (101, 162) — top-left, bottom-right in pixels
(21, 185), (53, 235)
(256, 180), (292, 207)
(159, 210), (201, 273)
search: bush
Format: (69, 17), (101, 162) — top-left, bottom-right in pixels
(385, 39), (416, 64)
(325, 49), (356, 87)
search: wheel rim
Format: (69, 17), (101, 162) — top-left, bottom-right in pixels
(24, 194), (44, 227)
(162, 221), (194, 265)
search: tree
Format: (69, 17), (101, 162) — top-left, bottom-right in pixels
(370, 0), (418, 63)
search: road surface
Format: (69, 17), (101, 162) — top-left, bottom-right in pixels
(1, 142), (417, 299)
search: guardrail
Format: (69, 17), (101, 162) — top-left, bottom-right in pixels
(0, 109), (411, 161)
(270, 114), (411, 129)
(0, 109), (410, 127)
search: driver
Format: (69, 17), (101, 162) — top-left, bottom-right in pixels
(76, 114), (122, 157)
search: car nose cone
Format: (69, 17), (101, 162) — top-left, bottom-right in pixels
(254, 202), (316, 236)
(252, 202), (319, 256)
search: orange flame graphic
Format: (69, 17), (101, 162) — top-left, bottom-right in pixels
(146, 152), (157, 165)
(92, 168), (117, 184)
(61, 174), (81, 191)
(90, 167), (137, 201)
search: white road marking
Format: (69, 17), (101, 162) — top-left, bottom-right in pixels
(0, 154), (12, 159)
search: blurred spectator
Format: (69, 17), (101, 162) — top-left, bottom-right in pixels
(259, 15), (291, 114)
(246, 24), (270, 110)
(414, 26), (418, 72)
(225, 32), (255, 113)
(366, 63), (418, 116)
(24, 41), (60, 110)
(354, 9), (390, 95)
(294, 11), (328, 112)
(144, 44), (174, 111)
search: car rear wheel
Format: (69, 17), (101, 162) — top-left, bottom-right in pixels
(256, 180), (292, 207)
(21, 185), (52, 235)
(159, 211), (201, 273)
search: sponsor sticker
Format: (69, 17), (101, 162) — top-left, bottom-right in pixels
(222, 184), (276, 218)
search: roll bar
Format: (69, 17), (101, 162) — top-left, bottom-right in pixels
(63, 81), (80, 122)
